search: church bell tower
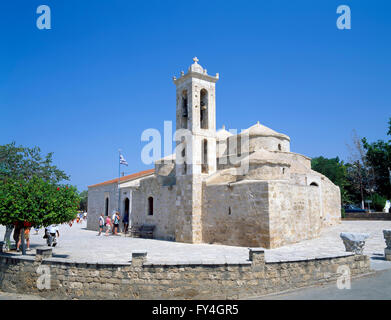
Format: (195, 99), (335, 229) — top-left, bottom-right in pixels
(172, 57), (219, 243)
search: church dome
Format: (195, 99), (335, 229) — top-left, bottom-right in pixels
(216, 125), (233, 141)
(241, 121), (290, 141)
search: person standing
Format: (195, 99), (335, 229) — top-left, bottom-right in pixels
(25, 227), (31, 250)
(98, 213), (105, 236)
(122, 213), (129, 235)
(111, 210), (116, 234)
(18, 227), (31, 251)
(113, 212), (120, 235)
(105, 216), (111, 236)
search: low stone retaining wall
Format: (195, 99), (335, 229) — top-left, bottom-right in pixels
(0, 249), (370, 299)
(343, 212), (391, 220)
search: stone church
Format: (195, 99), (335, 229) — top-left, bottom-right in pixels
(87, 58), (341, 249)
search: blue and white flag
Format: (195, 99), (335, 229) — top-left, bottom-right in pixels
(119, 153), (128, 166)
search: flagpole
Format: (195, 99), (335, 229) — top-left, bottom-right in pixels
(118, 149), (121, 213)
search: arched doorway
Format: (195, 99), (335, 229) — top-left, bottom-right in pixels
(123, 197), (130, 233)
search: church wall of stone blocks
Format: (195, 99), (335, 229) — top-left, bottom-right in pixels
(87, 58), (341, 249)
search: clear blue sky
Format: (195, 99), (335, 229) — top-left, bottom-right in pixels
(1, 0), (390, 191)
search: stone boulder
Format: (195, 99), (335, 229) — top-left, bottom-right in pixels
(340, 232), (369, 255)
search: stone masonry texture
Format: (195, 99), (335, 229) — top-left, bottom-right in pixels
(0, 251), (370, 300)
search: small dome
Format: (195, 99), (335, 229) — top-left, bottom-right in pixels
(241, 121), (290, 141)
(216, 125), (233, 141)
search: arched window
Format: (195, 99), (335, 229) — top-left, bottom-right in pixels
(310, 182), (319, 187)
(202, 139), (208, 173)
(105, 197), (109, 216)
(278, 144), (282, 151)
(200, 89), (208, 129)
(148, 197), (154, 215)
(181, 90), (188, 129)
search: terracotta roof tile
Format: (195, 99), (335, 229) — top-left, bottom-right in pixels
(88, 169), (154, 188)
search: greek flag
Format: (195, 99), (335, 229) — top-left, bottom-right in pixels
(119, 153), (128, 166)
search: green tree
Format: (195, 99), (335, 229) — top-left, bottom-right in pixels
(79, 190), (88, 212)
(0, 177), (80, 227)
(362, 119), (391, 199)
(0, 142), (69, 183)
(0, 142), (76, 254)
(311, 156), (350, 203)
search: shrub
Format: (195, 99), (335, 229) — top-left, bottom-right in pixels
(370, 193), (387, 212)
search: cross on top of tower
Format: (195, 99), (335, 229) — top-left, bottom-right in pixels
(189, 56), (203, 73)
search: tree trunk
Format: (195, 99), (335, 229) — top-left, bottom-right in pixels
(2, 225), (14, 252)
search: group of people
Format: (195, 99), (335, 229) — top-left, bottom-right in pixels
(13, 224), (31, 252)
(3, 212), (88, 253)
(6, 223), (59, 252)
(98, 211), (129, 236)
(68, 212), (87, 227)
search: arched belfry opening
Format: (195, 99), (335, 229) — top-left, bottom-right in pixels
(202, 139), (208, 173)
(200, 89), (208, 129)
(181, 90), (188, 129)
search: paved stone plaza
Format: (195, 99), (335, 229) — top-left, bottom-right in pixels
(1, 220), (391, 268)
